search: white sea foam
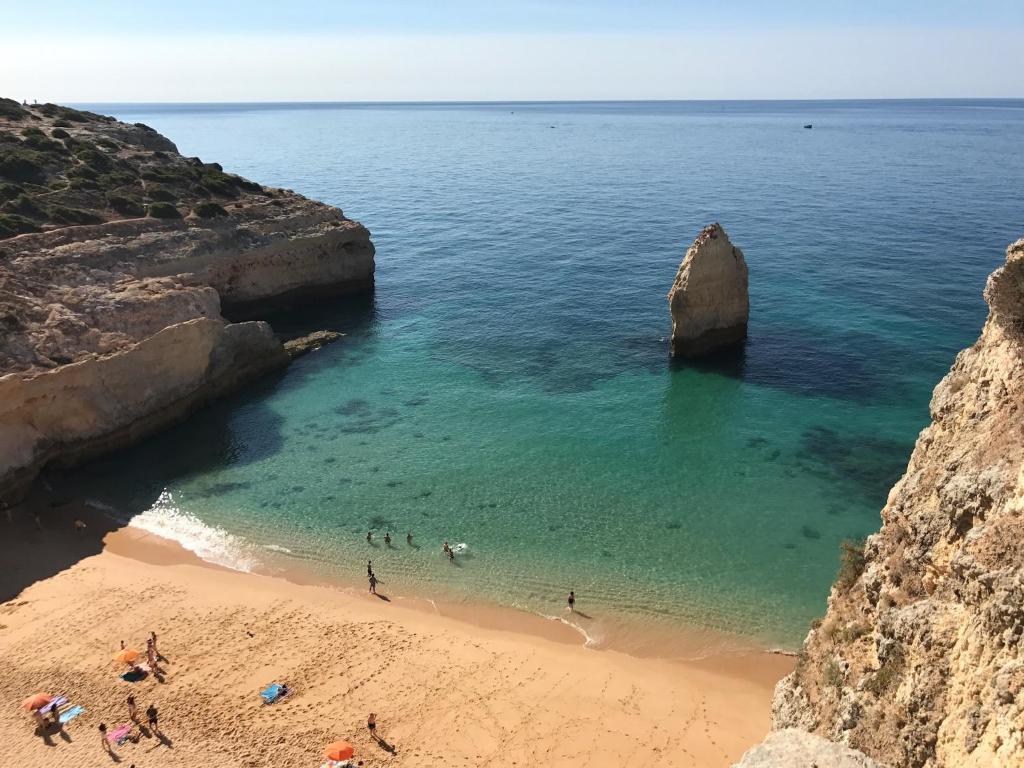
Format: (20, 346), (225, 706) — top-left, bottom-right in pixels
(263, 544), (293, 554)
(129, 489), (258, 573)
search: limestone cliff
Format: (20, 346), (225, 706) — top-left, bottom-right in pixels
(668, 223), (749, 356)
(0, 99), (375, 496)
(772, 238), (1024, 767)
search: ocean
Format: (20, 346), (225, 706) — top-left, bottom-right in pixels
(66, 100), (1024, 652)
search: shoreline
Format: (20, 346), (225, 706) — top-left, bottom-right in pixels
(112, 522), (795, 679)
(8, 487), (799, 666)
(1, 494), (793, 767)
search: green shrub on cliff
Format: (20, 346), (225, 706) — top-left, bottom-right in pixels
(106, 192), (145, 217)
(0, 213), (39, 238)
(0, 183), (22, 202)
(50, 128), (71, 140)
(0, 97), (29, 120)
(147, 186), (178, 203)
(50, 206), (103, 225)
(147, 201), (181, 219)
(193, 201), (228, 218)
(0, 148), (47, 184)
(20, 127), (45, 138)
(835, 538), (867, 593)
(2, 193), (45, 218)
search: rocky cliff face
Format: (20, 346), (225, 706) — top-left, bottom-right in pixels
(772, 238), (1024, 767)
(668, 223), (749, 356)
(0, 99), (375, 497)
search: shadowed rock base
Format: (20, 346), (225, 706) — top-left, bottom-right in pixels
(670, 323), (747, 357)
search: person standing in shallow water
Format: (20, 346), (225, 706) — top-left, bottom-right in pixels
(366, 530), (373, 543)
(567, 591), (575, 612)
(407, 531), (413, 545)
(367, 560), (373, 578)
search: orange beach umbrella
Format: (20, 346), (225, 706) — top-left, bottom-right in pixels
(114, 648), (140, 664)
(22, 693), (52, 711)
(323, 741), (355, 761)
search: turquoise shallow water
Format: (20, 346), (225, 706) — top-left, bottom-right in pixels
(67, 100), (1024, 650)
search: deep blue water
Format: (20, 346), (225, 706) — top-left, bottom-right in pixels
(68, 100), (1024, 650)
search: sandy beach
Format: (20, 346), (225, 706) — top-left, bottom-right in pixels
(0, 504), (792, 768)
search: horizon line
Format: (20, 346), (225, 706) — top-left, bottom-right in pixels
(63, 96), (1024, 106)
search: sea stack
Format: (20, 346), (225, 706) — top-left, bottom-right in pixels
(667, 223), (749, 356)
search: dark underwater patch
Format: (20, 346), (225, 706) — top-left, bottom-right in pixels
(195, 480), (251, 497)
(796, 425), (913, 504)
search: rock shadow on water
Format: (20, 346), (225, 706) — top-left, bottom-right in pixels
(795, 425), (914, 504)
(668, 326), (915, 404)
(59, 370), (290, 510)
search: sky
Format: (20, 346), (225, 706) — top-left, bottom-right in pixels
(2, 1), (1022, 101)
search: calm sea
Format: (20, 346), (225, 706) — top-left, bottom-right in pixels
(67, 100), (1024, 651)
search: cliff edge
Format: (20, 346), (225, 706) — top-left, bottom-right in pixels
(668, 223), (749, 356)
(772, 238), (1024, 767)
(0, 98), (375, 496)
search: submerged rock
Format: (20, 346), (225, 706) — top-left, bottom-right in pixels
(668, 223), (749, 356)
(284, 330), (344, 359)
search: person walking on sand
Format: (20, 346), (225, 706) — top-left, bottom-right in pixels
(567, 590), (575, 613)
(127, 695), (139, 724)
(150, 631), (163, 661)
(367, 712), (379, 741)
(145, 703), (159, 734)
(99, 722), (111, 752)
(369, 572), (380, 594)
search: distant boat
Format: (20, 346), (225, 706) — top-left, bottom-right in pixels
(803, 124), (813, 129)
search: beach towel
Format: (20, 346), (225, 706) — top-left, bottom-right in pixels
(107, 724), (132, 745)
(40, 695), (68, 714)
(259, 682), (293, 704)
(58, 705), (85, 724)
(121, 663), (150, 682)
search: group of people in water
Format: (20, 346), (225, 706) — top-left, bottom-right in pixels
(363, 532), (580, 614)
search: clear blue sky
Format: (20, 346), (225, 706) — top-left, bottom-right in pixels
(2, 1), (1022, 100)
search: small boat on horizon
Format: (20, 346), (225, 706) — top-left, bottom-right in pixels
(803, 124), (813, 129)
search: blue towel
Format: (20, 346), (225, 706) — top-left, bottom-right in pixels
(260, 683), (284, 703)
(59, 705), (85, 724)
(121, 669), (147, 682)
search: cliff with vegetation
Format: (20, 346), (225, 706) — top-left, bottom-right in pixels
(771, 237), (1024, 767)
(0, 98), (374, 497)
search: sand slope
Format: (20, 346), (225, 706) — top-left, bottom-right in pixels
(0, 529), (790, 767)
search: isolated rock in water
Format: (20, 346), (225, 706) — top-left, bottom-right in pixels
(668, 223), (749, 356)
(284, 330), (344, 359)
(733, 729), (885, 768)
(771, 238), (1024, 767)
